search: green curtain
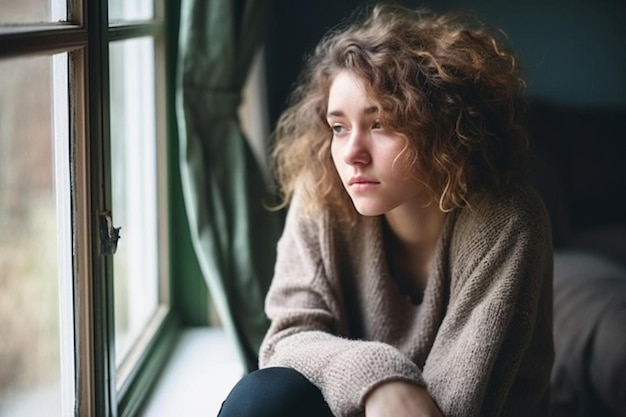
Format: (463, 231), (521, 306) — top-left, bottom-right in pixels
(175, 0), (281, 372)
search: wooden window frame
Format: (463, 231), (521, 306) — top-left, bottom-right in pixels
(0, 1), (180, 415)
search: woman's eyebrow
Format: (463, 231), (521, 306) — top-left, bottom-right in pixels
(362, 106), (379, 115)
(326, 106), (379, 118)
(326, 110), (345, 118)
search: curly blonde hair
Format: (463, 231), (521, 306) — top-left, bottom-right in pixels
(271, 3), (529, 221)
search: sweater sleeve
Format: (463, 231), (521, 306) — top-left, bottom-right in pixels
(259, 198), (425, 417)
(423, 187), (554, 417)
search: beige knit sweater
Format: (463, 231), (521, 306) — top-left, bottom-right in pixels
(259, 183), (554, 417)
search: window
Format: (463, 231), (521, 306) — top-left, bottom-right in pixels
(0, 51), (71, 417)
(0, 0), (176, 416)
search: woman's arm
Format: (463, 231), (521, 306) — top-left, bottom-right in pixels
(365, 381), (444, 417)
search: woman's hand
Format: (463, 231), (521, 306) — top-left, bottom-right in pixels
(364, 380), (444, 417)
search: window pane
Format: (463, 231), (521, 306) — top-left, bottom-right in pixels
(109, 37), (161, 369)
(109, 0), (153, 22)
(0, 53), (72, 417)
(0, 0), (67, 25)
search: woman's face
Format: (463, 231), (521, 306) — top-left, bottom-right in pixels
(327, 71), (429, 217)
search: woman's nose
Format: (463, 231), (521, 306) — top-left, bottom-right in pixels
(343, 129), (371, 166)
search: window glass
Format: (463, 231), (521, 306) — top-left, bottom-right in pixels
(109, 0), (153, 22)
(0, 0), (67, 25)
(109, 37), (160, 368)
(0, 52), (71, 417)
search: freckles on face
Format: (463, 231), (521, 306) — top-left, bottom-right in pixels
(326, 71), (428, 216)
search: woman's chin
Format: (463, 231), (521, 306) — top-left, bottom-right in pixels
(350, 201), (386, 217)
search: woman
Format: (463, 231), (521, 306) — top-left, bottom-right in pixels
(219, 3), (553, 417)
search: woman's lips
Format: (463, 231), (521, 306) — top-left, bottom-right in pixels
(348, 176), (380, 191)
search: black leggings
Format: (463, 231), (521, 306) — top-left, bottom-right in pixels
(217, 367), (335, 417)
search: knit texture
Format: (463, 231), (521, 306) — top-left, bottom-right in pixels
(259, 183), (554, 417)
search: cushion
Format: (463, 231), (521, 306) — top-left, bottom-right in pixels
(551, 250), (626, 416)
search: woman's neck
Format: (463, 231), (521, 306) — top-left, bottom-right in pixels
(384, 201), (447, 254)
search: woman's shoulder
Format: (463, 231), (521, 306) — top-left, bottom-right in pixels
(449, 182), (552, 257)
(459, 182), (550, 232)
(444, 183), (553, 298)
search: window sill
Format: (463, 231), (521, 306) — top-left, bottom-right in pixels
(140, 327), (243, 416)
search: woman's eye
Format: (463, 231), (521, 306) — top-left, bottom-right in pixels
(371, 120), (382, 130)
(331, 125), (346, 134)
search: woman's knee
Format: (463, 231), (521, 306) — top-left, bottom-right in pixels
(217, 367), (333, 417)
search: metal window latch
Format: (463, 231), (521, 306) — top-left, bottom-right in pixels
(99, 211), (121, 255)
